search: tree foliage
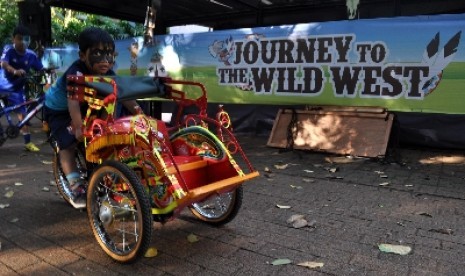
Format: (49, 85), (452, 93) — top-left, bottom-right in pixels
(0, 0), (144, 48)
(0, 1), (19, 48)
(50, 8), (144, 46)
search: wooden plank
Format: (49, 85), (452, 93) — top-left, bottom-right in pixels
(267, 108), (394, 157)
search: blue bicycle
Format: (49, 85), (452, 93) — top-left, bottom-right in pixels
(0, 71), (50, 146)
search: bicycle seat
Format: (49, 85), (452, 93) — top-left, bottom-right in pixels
(84, 76), (167, 101)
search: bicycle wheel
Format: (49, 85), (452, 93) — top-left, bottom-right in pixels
(170, 126), (243, 226)
(87, 160), (152, 263)
(52, 141), (88, 205)
(190, 186), (243, 226)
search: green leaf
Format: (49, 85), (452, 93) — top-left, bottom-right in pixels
(378, 243), (412, 255)
(271, 258), (292, 265)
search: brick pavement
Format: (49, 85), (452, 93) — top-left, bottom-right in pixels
(1, 122), (465, 275)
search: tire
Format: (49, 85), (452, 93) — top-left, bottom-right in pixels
(189, 186), (243, 226)
(170, 126), (243, 226)
(87, 160), (152, 263)
(52, 141), (88, 205)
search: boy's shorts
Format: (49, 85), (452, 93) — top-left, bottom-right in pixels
(7, 92), (27, 114)
(44, 106), (76, 150)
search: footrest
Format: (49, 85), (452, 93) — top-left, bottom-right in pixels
(176, 171), (259, 209)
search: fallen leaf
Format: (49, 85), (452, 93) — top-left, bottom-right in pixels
(417, 212), (432, 217)
(271, 258), (292, 266)
(302, 178), (314, 183)
(428, 228), (453, 235)
(144, 247), (158, 258)
(276, 204), (291, 209)
(274, 164), (288, 170)
(329, 167), (338, 173)
(264, 167), (272, 172)
(292, 219), (308, 228)
(287, 214), (305, 224)
(41, 160), (53, 165)
(14, 182), (23, 186)
(4, 191), (14, 198)
(0, 204), (10, 209)
(378, 243), (412, 255)
(42, 187), (50, 192)
(10, 218), (19, 223)
(289, 184), (302, 189)
(187, 233), (199, 243)
(6, 164), (16, 168)
(297, 261), (324, 269)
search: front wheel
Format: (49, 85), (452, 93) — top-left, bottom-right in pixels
(189, 186), (243, 226)
(87, 160), (152, 263)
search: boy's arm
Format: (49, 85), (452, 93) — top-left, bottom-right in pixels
(1, 60), (21, 76)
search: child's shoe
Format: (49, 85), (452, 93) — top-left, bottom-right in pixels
(69, 180), (86, 209)
(25, 142), (40, 152)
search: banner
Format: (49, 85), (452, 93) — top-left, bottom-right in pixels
(42, 13), (465, 114)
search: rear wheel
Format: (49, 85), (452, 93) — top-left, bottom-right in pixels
(87, 160), (152, 263)
(190, 186), (243, 226)
(170, 126), (243, 226)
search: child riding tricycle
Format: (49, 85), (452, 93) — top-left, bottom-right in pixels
(55, 75), (259, 263)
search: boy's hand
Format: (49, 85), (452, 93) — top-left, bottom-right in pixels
(74, 127), (84, 142)
(13, 69), (26, 77)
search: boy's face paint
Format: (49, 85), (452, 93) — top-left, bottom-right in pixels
(82, 44), (115, 75)
(89, 49), (114, 65)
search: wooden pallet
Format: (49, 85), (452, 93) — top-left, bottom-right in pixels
(267, 106), (394, 157)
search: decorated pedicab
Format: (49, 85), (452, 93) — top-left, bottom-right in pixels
(56, 75), (259, 263)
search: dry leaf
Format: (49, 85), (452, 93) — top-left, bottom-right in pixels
(0, 203), (10, 209)
(42, 187), (50, 192)
(287, 214), (305, 223)
(276, 204), (291, 209)
(187, 233), (199, 243)
(264, 167), (272, 172)
(378, 243), (412, 255)
(271, 258), (292, 265)
(297, 261), (324, 269)
(14, 182), (23, 186)
(289, 184), (302, 189)
(429, 228), (453, 235)
(292, 219), (308, 228)
(329, 167), (338, 173)
(274, 164), (288, 170)
(144, 247), (158, 258)
(4, 191), (14, 198)
(50, 181), (56, 186)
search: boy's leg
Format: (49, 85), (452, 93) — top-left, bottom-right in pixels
(9, 92), (40, 151)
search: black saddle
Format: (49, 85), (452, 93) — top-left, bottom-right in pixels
(84, 76), (167, 101)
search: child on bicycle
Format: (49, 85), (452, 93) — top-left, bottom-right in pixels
(44, 27), (142, 209)
(0, 25), (44, 152)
